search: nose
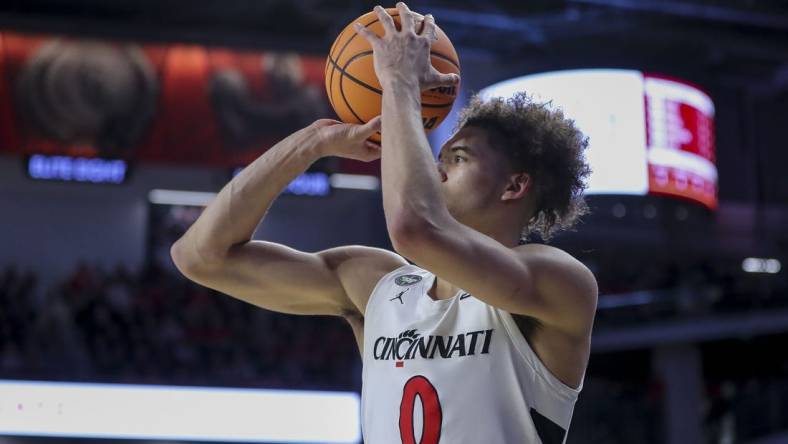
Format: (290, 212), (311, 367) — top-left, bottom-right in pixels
(436, 161), (448, 182)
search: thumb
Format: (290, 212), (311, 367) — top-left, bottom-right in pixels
(357, 115), (382, 136)
(424, 71), (460, 90)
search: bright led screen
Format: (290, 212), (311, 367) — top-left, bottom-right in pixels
(480, 69), (717, 209)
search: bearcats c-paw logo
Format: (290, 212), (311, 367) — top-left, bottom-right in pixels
(395, 274), (422, 286)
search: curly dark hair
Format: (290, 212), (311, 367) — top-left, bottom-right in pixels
(454, 91), (592, 242)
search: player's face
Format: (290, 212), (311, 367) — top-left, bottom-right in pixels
(436, 126), (510, 229)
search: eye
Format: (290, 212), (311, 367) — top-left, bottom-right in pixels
(453, 155), (466, 163)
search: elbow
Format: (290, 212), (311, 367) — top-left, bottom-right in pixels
(170, 237), (223, 278)
(170, 239), (198, 278)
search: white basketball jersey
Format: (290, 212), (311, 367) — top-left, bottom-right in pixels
(361, 264), (584, 444)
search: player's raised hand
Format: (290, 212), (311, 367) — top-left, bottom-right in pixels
(310, 117), (382, 162)
(354, 3), (460, 90)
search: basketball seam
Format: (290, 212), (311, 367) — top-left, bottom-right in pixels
(339, 61), (366, 124)
(327, 25), (350, 114)
(329, 51), (458, 94)
(335, 51), (379, 94)
(329, 54), (455, 109)
(325, 57), (337, 112)
(429, 51), (460, 70)
(328, 11), (458, 122)
(329, 14), (398, 123)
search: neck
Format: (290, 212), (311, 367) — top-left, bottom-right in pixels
(485, 202), (534, 248)
(484, 224), (522, 248)
(466, 213), (522, 248)
(429, 224), (520, 301)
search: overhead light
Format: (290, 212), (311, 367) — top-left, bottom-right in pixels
(150, 173), (379, 207)
(148, 189), (217, 206)
(742, 257), (781, 274)
(765, 259), (782, 274)
(234, 168), (380, 191)
(329, 174), (380, 190)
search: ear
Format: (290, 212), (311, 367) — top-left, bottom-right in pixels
(501, 172), (531, 202)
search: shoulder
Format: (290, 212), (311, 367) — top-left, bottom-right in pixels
(514, 243), (593, 282)
(514, 243), (588, 266)
(319, 245), (409, 316)
(320, 245), (407, 267)
(513, 243), (598, 334)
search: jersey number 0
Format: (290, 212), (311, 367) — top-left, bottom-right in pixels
(399, 375), (443, 444)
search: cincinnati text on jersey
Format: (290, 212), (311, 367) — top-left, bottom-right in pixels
(372, 328), (494, 361)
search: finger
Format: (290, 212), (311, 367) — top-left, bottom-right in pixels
(423, 71), (460, 89)
(397, 2), (415, 33)
(349, 116), (381, 139)
(363, 153), (381, 162)
(421, 14), (438, 41)
(354, 23), (380, 45)
(373, 5), (397, 35)
(357, 116), (381, 138)
(311, 118), (343, 128)
(365, 115), (382, 133)
(365, 140), (382, 151)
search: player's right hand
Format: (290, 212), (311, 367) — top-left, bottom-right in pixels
(310, 116), (382, 162)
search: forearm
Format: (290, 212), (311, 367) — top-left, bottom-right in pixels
(177, 125), (323, 263)
(381, 80), (449, 232)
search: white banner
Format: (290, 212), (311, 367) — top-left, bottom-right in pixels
(0, 380), (360, 443)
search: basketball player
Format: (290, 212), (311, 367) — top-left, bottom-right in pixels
(171, 3), (597, 442)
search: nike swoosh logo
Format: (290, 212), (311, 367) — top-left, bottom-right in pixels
(460, 293), (472, 300)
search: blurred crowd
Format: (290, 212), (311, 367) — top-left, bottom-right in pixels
(1, 256), (787, 444)
(0, 261), (360, 390)
(569, 376), (664, 443)
(587, 253), (788, 326)
(703, 377), (788, 443)
(6, 255), (784, 387)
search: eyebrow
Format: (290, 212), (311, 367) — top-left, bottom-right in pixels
(450, 146), (473, 155)
(437, 144), (473, 160)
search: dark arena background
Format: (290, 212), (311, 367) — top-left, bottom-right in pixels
(1, 0), (788, 443)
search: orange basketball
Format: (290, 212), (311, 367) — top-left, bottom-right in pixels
(325, 8), (461, 143)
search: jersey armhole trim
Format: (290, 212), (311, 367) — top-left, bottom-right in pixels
(363, 262), (415, 319)
(498, 308), (584, 399)
(360, 261), (413, 440)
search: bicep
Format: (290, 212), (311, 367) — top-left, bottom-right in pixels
(395, 220), (539, 313)
(394, 221), (596, 332)
(525, 246), (598, 333)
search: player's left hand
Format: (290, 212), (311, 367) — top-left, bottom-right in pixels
(310, 117), (382, 161)
(354, 2), (460, 91)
